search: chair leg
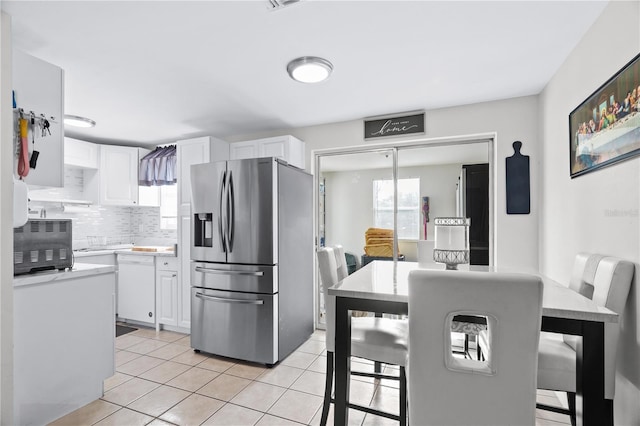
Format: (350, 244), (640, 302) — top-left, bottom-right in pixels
(567, 392), (576, 426)
(374, 313), (383, 374)
(464, 333), (469, 358)
(320, 352), (334, 426)
(399, 366), (407, 426)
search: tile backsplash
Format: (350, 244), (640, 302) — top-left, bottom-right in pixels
(28, 167), (177, 248)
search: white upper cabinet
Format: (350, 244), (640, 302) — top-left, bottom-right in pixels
(85, 145), (149, 206)
(64, 137), (98, 169)
(229, 141), (258, 160)
(13, 50), (64, 187)
(229, 135), (306, 169)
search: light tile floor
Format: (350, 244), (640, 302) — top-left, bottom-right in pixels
(50, 328), (571, 425)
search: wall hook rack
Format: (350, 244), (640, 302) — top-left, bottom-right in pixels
(13, 107), (57, 123)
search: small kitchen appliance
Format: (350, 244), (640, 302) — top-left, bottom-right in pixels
(14, 219), (73, 275)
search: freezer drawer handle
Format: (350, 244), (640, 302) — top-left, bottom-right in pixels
(195, 267), (264, 277)
(195, 292), (264, 305)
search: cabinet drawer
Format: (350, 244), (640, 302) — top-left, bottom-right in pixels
(118, 254), (155, 265)
(156, 256), (178, 271)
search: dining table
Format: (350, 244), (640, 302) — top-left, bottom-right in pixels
(328, 260), (618, 426)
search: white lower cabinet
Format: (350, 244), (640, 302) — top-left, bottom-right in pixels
(156, 257), (179, 329)
(14, 268), (115, 426)
(117, 254), (155, 324)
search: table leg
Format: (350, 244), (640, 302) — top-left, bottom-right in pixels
(375, 312), (382, 373)
(577, 321), (610, 426)
(335, 296), (352, 426)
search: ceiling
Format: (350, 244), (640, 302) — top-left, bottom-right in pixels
(2, 1), (608, 147)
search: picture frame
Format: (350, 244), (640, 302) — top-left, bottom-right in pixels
(569, 52), (640, 178)
(364, 111), (425, 140)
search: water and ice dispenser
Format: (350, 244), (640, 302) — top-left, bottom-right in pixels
(193, 213), (213, 248)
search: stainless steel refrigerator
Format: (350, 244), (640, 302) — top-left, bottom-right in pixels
(189, 157), (313, 365)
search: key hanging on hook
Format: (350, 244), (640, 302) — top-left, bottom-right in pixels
(29, 111), (39, 169)
(39, 114), (51, 137)
(30, 111), (35, 143)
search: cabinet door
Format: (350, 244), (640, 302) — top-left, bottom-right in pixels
(232, 136), (305, 169)
(156, 270), (178, 326)
(64, 138), (98, 169)
(230, 141), (258, 160)
(13, 50), (64, 187)
(99, 145), (139, 205)
(258, 137), (289, 160)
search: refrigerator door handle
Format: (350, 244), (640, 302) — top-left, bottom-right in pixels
(219, 170), (227, 252)
(195, 266), (265, 277)
(227, 170), (235, 252)
(195, 292), (264, 305)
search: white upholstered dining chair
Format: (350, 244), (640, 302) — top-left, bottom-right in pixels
(478, 252), (603, 360)
(537, 256), (634, 424)
(317, 246), (408, 426)
(534, 252), (602, 421)
(567, 252), (604, 298)
(408, 269), (543, 426)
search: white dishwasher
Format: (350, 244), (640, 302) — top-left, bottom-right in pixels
(117, 253), (155, 324)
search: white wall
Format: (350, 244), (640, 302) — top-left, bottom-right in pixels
(230, 95), (539, 270)
(539, 2), (640, 424)
(0, 11), (14, 424)
(324, 164), (461, 262)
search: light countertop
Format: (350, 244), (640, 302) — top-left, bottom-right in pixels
(14, 263), (116, 288)
(73, 249), (119, 258)
(73, 247), (177, 258)
(115, 248), (176, 257)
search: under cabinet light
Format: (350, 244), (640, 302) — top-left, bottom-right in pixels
(64, 115), (96, 128)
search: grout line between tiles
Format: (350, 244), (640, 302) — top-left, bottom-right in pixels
(87, 331), (572, 426)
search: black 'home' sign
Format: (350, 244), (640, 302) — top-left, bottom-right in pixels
(364, 112), (425, 139)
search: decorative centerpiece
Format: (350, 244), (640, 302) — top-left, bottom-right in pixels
(433, 217), (470, 270)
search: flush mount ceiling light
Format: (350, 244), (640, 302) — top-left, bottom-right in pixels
(287, 56), (333, 83)
(64, 114), (96, 128)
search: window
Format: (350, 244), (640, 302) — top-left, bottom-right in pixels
(160, 185), (177, 230)
(373, 178), (420, 240)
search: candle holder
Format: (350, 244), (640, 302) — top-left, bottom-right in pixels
(433, 217), (470, 270)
